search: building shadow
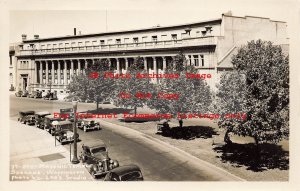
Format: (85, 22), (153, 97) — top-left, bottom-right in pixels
(213, 143), (289, 171)
(159, 126), (219, 140)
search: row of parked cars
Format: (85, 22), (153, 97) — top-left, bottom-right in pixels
(15, 90), (58, 100)
(17, 110), (144, 181)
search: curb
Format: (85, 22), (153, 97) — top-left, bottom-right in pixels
(99, 119), (246, 181)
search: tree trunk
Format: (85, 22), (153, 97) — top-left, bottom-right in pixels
(253, 136), (261, 168)
(224, 128), (233, 145)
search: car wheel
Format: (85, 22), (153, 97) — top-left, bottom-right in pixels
(91, 170), (96, 179)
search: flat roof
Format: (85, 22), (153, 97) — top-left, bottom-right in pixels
(22, 18), (222, 43)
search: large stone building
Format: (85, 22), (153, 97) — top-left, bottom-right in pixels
(11, 13), (288, 98)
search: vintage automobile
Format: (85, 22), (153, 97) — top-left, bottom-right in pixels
(42, 115), (63, 133)
(80, 140), (119, 178)
(43, 91), (58, 100)
(52, 121), (79, 144)
(21, 90), (29, 97)
(79, 119), (101, 132)
(18, 111), (35, 125)
(156, 119), (171, 135)
(28, 91), (43, 99)
(103, 165), (144, 181)
(15, 90), (22, 97)
(34, 111), (51, 128)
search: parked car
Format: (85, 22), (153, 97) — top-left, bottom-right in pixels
(42, 115), (63, 133)
(156, 119), (171, 135)
(43, 91), (58, 100)
(80, 140), (119, 178)
(21, 90), (29, 97)
(15, 90), (22, 97)
(28, 91), (43, 99)
(53, 121), (79, 144)
(34, 111), (51, 128)
(18, 111), (35, 125)
(79, 119), (101, 132)
(103, 165), (144, 181)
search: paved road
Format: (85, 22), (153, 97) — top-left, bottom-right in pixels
(10, 95), (240, 181)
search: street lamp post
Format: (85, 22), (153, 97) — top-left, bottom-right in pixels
(71, 101), (80, 164)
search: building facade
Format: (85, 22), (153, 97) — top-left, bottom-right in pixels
(11, 13), (288, 97)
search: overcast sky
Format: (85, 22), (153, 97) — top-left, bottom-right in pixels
(9, 0), (295, 43)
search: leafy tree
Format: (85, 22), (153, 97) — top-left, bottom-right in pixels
(216, 40), (289, 145)
(147, 53), (212, 126)
(113, 57), (154, 115)
(68, 59), (116, 109)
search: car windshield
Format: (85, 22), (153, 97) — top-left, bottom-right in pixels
(91, 147), (106, 154)
(120, 171), (142, 181)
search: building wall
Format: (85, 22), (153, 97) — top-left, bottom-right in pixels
(12, 14), (288, 96)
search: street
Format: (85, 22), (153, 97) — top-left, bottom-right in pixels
(10, 95), (241, 181)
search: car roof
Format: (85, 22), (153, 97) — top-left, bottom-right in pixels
(82, 139), (106, 148)
(35, 111), (51, 116)
(53, 121), (73, 125)
(19, 111), (35, 115)
(109, 165), (141, 175)
(45, 115), (58, 119)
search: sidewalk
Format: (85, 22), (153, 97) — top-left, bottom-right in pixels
(10, 120), (93, 181)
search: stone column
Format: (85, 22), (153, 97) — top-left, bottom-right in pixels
(83, 59), (88, 75)
(153, 57), (157, 73)
(162, 56), (167, 70)
(34, 61), (38, 84)
(70, 60), (74, 79)
(58, 61), (61, 85)
(39, 61), (43, 84)
(45, 61), (49, 83)
(51, 60), (55, 84)
(143, 57), (147, 71)
(63, 60), (67, 85)
(125, 58), (129, 72)
(116, 58), (120, 74)
(77, 60), (81, 75)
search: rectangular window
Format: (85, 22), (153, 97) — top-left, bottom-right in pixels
(85, 41), (91, 50)
(124, 38), (129, 43)
(171, 34), (177, 40)
(71, 42), (76, 47)
(107, 39), (113, 44)
(161, 35), (167, 41)
(200, 55), (204, 67)
(116, 39), (121, 44)
(142, 36), (147, 42)
(133, 37), (139, 43)
(100, 40), (105, 45)
(193, 55), (199, 66)
(152, 36), (157, 42)
(188, 55), (192, 66)
(92, 40), (97, 46)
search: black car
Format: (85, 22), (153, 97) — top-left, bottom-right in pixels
(18, 111), (35, 125)
(79, 140), (119, 178)
(34, 111), (51, 128)
(104, 165), (144, 181)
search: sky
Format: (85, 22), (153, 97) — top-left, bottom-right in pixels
(8, 0), (296, 43)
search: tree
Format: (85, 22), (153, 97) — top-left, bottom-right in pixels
(216, 40), (289, 145)
(147, 53), (212, 126)
(113, 57), (154, 115)
(68, 59), (116, 109)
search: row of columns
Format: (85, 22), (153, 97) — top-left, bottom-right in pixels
(34, 56), (172, 85)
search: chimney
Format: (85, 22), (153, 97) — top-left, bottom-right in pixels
(21, 34), (27, 41)
(34, 34), (39, 39)
(74, 28), (77, 36)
